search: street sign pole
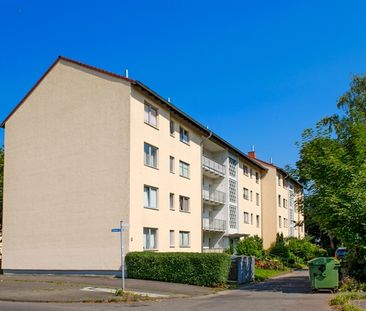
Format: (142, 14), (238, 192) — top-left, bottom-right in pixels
(120, 220), (125, 291)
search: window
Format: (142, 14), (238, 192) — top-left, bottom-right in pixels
(283, 198), (287, 208)
(169, 156), (175, 173)
(243, 165), (249, 176)
(250, 168), (253, 179)
(229, 158), (237, 177)
(229, 205), (237, 228)
(179, 195), (190, 212)
(229, 179), (237, 203)
(179, 161), (190, 178)
(256, 193), (260, 206)
(250, 190), (253, 202)
(143, 227), (157, 250)
(169, 230), (175, 247)
(169, 193), (175, 210)
(278, 195), (281, 207)
(144, 185), (158, 209)
(144, 103), (158, 127)
(144, 143), (158, 168)
(170, 120), (175, 136)
(179, 127), (189, 144)
(255, 172), (259, 183)
(243, 188), (249, 200)
(278, 174), (282, 186)
(279, 216), (282, 228)
(256, 215), (260, 228)
(179, 231), (190, 247)
(284, 218), (288, 228)
(250, 213), (254, 225)
(244, 212), (249, 224)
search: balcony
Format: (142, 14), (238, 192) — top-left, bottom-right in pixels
(202, 155), (226, 178)
(202, 218), (226, 232)
(202, 187), (226, 205)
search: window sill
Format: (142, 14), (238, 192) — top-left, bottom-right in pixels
(144, 207), (159, 211)
(179, 246), (190, 248)
(143, 249), (158, 252)
(180, 140), (190, 146)
(179, 210), (191, 214)
(179, 175), (190, 180)
(170, 208), (175, 211)
(144, 164), (159, 170)
(144, 121), (159, 130)
(170, 134), (175, 138)
(170, 246), (175, 248)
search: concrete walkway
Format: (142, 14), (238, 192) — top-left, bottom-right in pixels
(0, 274), (215, 302)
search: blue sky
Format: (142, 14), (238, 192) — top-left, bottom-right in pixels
(1, 0), (366, 167)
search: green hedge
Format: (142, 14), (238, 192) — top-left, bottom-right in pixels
(126, 252), (231, 287)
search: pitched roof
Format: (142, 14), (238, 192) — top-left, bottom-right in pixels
(1, 56), (266, 171)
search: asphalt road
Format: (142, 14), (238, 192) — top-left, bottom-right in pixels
(0, 270), (332, 311)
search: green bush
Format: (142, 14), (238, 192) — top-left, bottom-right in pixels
(236, 236), (264, 258)
(269, 234), (290, 259)
(126, 252), (231, 287)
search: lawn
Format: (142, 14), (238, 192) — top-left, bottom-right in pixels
(255, 268), (291, 281)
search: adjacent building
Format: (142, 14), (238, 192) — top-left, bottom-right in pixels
(247, 152), (305, 249)
(1, 56), (302, 274)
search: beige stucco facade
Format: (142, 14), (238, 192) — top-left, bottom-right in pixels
(252, 157), (305, 249)
(1, 56), (304, 272)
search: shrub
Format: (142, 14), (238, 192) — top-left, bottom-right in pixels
(255, 258), (285, 270)
(236, 236), (264, 258)
(269, 234), (290, 259)
(126, 252), (231, 287)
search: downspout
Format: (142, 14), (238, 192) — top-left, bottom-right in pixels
(199, 130), (212, 252)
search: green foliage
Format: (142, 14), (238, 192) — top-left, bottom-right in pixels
(269, 234), (290, 259)
(287, 237), (327, 261)
(254, 268), (289, 282)
(330, 292), (366, 311)
(255, 258), (285, 270)
(339, 277), (366, 292)
(236, 236), (264, 258)
(126, 252), (231, 287)
(297, 75), (366, 280)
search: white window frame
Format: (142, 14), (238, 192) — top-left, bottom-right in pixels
(243, 165), (249, 176)
(169, 193), (175, 210)
(144, 102), (158, 128)
(255, 172), (260, 184)
(244, 212), (249, 224)
(256, 193), (260, 206)
(243, 188), (249, 200)
(179, 195), (190, 212)
(278, 195), (281, 207)
(144, 142), (158, 168)
(179, 126), (190, 144)
(170, 156), (175, 173)
(143, 227), (157, 250)
(250, 213), (253, 225)
(179, 231), (190, 248)
(279, 216), (282, 228)
(170, 120), (175, 136)
(169, 230), (175, 248)
(256, 215), (260, 228)
(144, 185), (158, 209)
(179, 161), (190, 178)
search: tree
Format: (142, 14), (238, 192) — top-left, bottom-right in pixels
(296, 75), (366, 280)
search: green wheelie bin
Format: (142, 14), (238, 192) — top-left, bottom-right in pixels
(308, 257), (340, 292)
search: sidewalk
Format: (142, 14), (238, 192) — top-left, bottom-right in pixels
(0, 274), (216, 302)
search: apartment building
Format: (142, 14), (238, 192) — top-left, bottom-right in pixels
(1, 56), (268, 274)
(248, 152), (305, 249)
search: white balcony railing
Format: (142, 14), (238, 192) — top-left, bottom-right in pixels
(202, 218), (226, 232)
(202, 187), (226, 204)
(202, 155), (226, 177)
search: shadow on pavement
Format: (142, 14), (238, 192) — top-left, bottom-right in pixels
(239, 270), (330, 294)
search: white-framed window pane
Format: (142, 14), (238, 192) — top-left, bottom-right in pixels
(144, 143), (158, 168)
(256, 215), (260, 228)
(244, 212), (249, 224)
(243, 188), (249, 200)
(179, 196), (189, 212)
(144, 185), (158, 209)
(170, 120), (175, 136)
(143, 227), (157, 250)
(179, 231), (190, 247)
(179, 161), (189, 178)
(144, 103), (158, 127)
(179, 127), (189, 144)
(170, 156), (175, 173)
(169, 193), (174, 210)
(170, 230), (175, 247)
(250, 213), (253, 225)
(144, 104), (149, 123)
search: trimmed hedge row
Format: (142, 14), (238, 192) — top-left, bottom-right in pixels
(126, 252), (231, 287)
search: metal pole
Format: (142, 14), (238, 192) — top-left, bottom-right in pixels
(120, 220), (125, 291)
